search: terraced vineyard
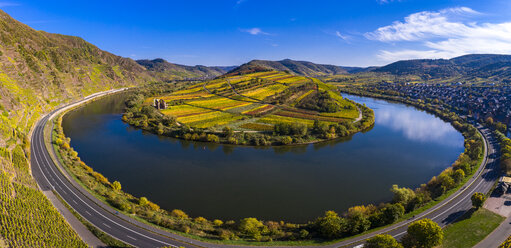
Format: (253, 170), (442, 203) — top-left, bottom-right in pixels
(153, 71), (360, 131)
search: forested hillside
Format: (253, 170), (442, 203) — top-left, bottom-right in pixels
(374, 54), (511, 82)
(225, 59), (369, 77)
(0, 9), (154, 247)
(137, 58), (235, 81)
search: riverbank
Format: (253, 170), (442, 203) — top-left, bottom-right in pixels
(41, 86), (492, 247)
(122, 82), (375, 147)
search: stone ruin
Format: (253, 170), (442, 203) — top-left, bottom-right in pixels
(153, 98), (167, 110)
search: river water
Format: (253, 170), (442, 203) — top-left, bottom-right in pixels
(62, 93), (464, 223)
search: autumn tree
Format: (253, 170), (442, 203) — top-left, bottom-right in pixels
(239, 217), (265, 240)
(365, 234), (403, 248)
(315, 210), (345, 238)
(112, 181), (121, 191)
(471, 192), (486, 209)
(402, 218), (443, 248)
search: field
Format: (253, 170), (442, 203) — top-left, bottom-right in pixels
(149, 71), (360, 131)
(441, 208), (504, 248)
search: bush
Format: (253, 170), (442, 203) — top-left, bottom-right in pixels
(112, 181), (121, 191)
(139, 197), (149, 206)
(365, 234), (403, 248)
(315, 210), (344, 239)
(171, 209), (189, 219)
(239, 218), (264, 240)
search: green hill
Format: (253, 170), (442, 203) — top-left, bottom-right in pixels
(225, 59), (369, 77)
(374, 54), (511, 82)
(136, 58), (235, 81)
(0, 9), (157, 247)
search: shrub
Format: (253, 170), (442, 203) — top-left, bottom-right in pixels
(139, 197), (149, 206)
(92, 172), (109, 184)
(112, 181), (121, 191)
(239, 218), (264, 240)
(194, 217), (208, 224)
(171, 209), (189, 219)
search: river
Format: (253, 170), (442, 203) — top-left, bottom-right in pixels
(62, 93), (464, 223)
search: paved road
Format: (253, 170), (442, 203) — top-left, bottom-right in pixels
(31, 91), (500, 248)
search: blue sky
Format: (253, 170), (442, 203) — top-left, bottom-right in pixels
(2, 0), (511, 66)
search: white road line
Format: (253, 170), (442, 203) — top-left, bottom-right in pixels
(127, 235), (137, 240)
(72, 199), (78, 205)
(34, 117), (178, 248)
(85, 211), (92, 216)
(103, 223), (111, 228)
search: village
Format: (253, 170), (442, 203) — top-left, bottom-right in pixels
(371, 83), (511, 133)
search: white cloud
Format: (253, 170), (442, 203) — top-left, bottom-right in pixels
(377, 0), (401, 4)
(335, 31), (349, 41)
(365, 7), (511, 62)
(240, 28), (269, 35)
(0, 2), (19, 7)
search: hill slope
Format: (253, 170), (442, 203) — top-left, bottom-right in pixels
(374, 54), (511, 81)
(225, 59), (369, 77)
(136, 58), (234, 81)
(0, 9), (156, 247)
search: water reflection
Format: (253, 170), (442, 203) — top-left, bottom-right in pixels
(345, 95), (461, 147)
(62, 93), (464, 223)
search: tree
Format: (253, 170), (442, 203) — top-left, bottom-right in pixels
(315, 210), (344, 238)
(223, 127), (234, 138)
(157, 123), (164, 135)
(239, 217), (264, 239)
(365, 234), (403, 248)
(381, 204), (405, 224)
(390, 185), (415, 205)
(485, 116), (494, 126)
(347, 211), (371, 235)
(112, 181), (121, 191)
(471, 192), (486, 209)
(170, 209), (189, 219)
(139, 197), (149, 206)
(402, 219), (443, 248)
(452, 169), (465, 183)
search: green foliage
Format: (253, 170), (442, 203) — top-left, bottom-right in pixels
(0, 172), (87, 248)
(402, 218), (443, 248)
(297, 90), (341, 113)
(315, 211), (344, 239)
(365, 234), (403, 248)
(112, 181), (121, 191)
(274, 122), (307, 136)
(471, 192), (486, 209)
(390, 185), (416, 206)
(170, 209), (189, 219)
(139, 196), (149, 206)
(239, 217), (265, 240)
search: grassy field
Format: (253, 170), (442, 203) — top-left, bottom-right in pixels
(151, 71), (359, 131)
(441, 208), (504, 248)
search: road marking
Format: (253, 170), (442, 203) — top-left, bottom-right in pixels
(72, 200), (78, 205)
(127, 235), (137, 240)
(33, 122), (178, 248)
(85, 211), (91, 216)
(103, 223), (111, 228)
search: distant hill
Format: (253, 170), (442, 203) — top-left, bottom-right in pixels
(225, 59), (370, 77)
(136, 58), (235, 81)
(374, 54), (511, 81)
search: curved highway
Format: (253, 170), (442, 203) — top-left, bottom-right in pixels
(31, 90), (500, 248)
